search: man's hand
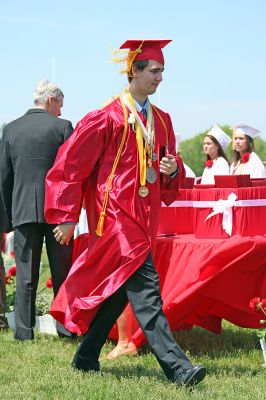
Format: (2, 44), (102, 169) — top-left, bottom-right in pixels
(53, 224), (75, 246)
(159, 154), (178, 175)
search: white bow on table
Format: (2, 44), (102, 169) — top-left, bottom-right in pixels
(205, 193), (237, 236)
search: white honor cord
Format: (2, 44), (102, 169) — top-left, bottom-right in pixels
(122, 94), (153, 144)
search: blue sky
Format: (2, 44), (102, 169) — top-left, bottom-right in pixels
(1, 0), (265, 139)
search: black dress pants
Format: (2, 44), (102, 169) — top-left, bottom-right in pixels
(14, 223), (73, 340)
(0, 234), (8, 325)
(73, 253), (192, 382)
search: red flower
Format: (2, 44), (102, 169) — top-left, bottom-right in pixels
(261, 298), (266, 309)
(8, 266), (16, 277)
(249, 297), (262, 311)
(205, 160), (213, 168)
(242, 152), (250, 164)
(5, 276), (12, 284)
(10, 251), (15, 258)
(46, 277), (53, 289)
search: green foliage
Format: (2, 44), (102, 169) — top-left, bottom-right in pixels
(4, 248), (53, 315)
(5, 277), (16, 313)
(254, 137), (266, 162)
(35, 291), (53, 316)
(180, 125), (266, 177)
(256, 329), (266, 341)
(180, 131), (206, 177)
(0, 323), (265, 400)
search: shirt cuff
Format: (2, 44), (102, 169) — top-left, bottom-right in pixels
(169, 166), (179, 179)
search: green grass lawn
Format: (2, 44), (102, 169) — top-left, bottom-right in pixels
(1, 250), (265, 399)
(0, 322), (265, 399)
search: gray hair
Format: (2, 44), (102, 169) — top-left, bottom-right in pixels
(33, 79), (64, 105)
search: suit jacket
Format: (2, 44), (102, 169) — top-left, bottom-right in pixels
(0, 191), (11, 233)
(0, 108), (73, 228)
(0, 139), (12, 233)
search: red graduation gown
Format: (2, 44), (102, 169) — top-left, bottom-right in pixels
(45, 97), (184, 334)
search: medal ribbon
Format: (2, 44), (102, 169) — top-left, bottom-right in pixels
(232, 160), (244, 175)
(122, 92), (154, 189)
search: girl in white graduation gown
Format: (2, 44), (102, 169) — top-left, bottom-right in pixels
(230, 123), (266, 178)
(201, 124), (231, 184)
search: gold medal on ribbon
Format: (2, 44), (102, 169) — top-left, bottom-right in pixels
(138, 186), (149, 197)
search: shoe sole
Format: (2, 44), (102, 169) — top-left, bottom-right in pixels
(185, 367), (206, 387)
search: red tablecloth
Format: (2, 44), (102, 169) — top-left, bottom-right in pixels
(158, 187), (266, 239)
(193, 187), (266, 238)
(109, 234), (266, 347)
(158, 189), (194, 234)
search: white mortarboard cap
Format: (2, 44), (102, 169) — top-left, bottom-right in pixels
(175, 132), (182, 149)
(207, 124), (232, 151)
(230, 123), (260, 139)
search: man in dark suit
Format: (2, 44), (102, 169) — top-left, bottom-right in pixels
(0, 80), (74, 340)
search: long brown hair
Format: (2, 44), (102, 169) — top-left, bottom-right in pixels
(205, 135), (229, 164)
(233, 135), (254, 163)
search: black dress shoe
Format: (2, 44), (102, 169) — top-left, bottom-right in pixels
(71, 362), (100, 373)
(58, 332), (77, 340)
(71, 356), (100, 373)
(176, 365), (206, 387)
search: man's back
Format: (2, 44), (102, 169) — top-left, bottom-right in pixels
(1, 108), (73, 227)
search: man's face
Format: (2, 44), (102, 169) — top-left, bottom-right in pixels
(46, 96), (64, 117)
(133, 60), (164, 96)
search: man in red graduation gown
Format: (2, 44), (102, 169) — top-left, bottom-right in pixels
(45, 39), (206, 387)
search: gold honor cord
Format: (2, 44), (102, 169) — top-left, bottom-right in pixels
(95, 96), (128, 236)
(136, 123), (147, 188)
(232, 161), (244, 175)
(122, 92), (155, 196)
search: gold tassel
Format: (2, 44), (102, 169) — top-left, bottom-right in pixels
(110, 41), (144, 75)
(95, 211), (107, 237)
(95, 95), (128, 237)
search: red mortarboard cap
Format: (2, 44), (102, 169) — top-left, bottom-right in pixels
(120, 40), (172, 65)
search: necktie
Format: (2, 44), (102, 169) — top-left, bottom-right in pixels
(140, 108), (147, 120)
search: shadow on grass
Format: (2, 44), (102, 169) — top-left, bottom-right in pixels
(102, 364), (166, 383)
(170, 324), (259, 357)
(101, 357), (262, 382)
(205, 363), (262, 376)
(105, 323), (261, 366)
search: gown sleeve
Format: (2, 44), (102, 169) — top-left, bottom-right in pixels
(247, 153), (266, 178)
(160, 113), (185, 206)
(45, 109), (111, 224)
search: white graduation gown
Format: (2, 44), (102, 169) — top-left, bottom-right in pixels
(201, 157), (229, 184)
(230, 152), (266, 178)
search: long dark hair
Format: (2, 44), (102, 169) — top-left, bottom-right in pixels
(205, 135), (229, 164)
(233, 135), (254, 163)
